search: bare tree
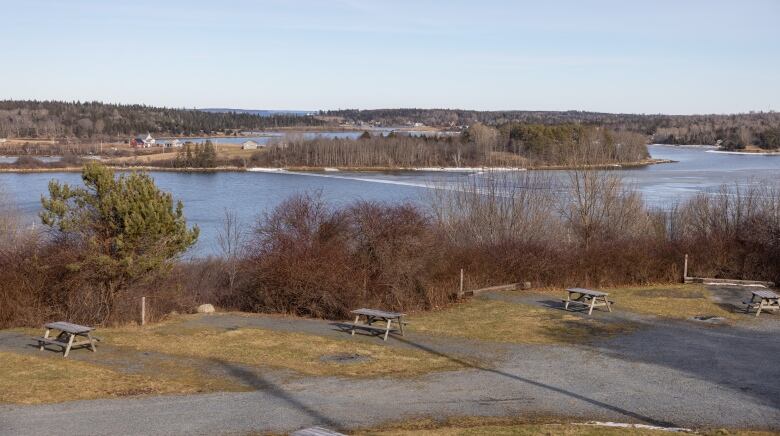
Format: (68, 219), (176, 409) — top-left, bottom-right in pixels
(217, 209), (245, 292)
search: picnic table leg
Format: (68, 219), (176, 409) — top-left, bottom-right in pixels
(63, 333), (75, 358)
(746, 294), (756, 314)
(603, 296), (612, 312)
(564, 295), (571, 310)
(39, 328), (50, 351)
(87, 332), (97, 352)
(588, 297), (596, 315)
(398, 317), (405, 336)
(383, 318), (392, 341)
(351, 315), (360, 336)
(756, 300), (764, 317)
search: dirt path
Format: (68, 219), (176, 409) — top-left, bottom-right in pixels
(1, 289), (778, 435)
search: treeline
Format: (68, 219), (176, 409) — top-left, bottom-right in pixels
(4, 166), (779, 327)
(324, 109), (780, 150)
(0, 100), (325, 139)
(251, 124), (648, 168)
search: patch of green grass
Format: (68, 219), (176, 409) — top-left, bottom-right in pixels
(408, 299), (634, 344)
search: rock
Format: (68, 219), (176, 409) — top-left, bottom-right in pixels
(197, 304), (215, 314)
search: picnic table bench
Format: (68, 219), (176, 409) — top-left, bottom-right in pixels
(563, 288), (613, 315)
(744, 290), (779, 317)
(349, 308), (406, 341)
(34, 321), (97, 357)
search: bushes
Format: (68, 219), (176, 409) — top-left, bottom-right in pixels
(234, 194), (449, 318)
(1, 171), (778, 328)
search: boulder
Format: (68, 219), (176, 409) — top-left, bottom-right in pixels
(197, 303), (215, 314)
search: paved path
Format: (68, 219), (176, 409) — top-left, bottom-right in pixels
(1, 290), (778, 435)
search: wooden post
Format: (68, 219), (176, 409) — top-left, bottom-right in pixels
(683, 254), (688, 282)
(141, 296), (146, 326)
(458, 268), (464, 298)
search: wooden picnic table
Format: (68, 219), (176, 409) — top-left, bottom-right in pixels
(34, 321), (97, 357)
(349, 308), (406, 341)
(744, 290), (779, 317)
(563, 288), (613, 315)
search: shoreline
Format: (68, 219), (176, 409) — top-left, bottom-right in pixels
(706, 149), (780, 156)
(0, 159), (673, 174)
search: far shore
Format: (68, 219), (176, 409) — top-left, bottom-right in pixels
(0, 158), (673, 174)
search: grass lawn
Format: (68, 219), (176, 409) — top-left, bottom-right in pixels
(598, 284), (740, 320)
(100, 324), (464, 378)
(0, 351), (244, 404)
(408, 299), (634, 344)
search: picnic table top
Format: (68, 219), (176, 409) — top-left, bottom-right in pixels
(566, 287), (609, 297)
(752, 290), (779, 299)
(351, 308), (406, 318)
(45, 321), (94, 334)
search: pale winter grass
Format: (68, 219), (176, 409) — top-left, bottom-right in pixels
(408, 299), (634, 344)
(102, 325), (463, 377)
(0, 351), (243, 404)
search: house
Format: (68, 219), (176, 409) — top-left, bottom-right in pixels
(132, 133), (156, 148)
(166, 139), (183, 149)
(0, 138), (7, 144)
(242, 140), (260, 150)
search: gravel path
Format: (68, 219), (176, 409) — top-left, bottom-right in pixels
(1, 288), (778, 435)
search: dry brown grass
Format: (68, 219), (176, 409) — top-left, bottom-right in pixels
(598, 284), (739, 320)
(0, 351), (243, 404)
(101, 325), (463, 377)
(354, 416), (779, 436)
(408, 299), (634, 344)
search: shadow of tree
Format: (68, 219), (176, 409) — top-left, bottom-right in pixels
(390, 336), (679, 428)
(212, 359), (342, 429)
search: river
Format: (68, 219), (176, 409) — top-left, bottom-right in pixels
(1, 145), (778, 256)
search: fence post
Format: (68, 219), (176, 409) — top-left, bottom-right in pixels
(141, 296), (146, 326)
(683, 254), (688, 282)
(458, 268), (464, 298)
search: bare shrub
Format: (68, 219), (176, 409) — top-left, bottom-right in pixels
(237, 193), (450, 318)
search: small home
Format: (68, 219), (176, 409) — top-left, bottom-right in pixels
(131, 133), (156, 148)
(242, 140), (260, 150)
(166, 139), (183, 149)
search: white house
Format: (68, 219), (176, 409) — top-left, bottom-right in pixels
(133, 133), (156, 148)
(242, 140), (260, 150)
(166, 139), (183, 149)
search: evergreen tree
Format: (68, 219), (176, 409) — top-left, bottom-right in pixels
(40, 163), (199, 321)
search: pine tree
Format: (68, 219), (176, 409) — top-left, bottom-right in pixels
(40, 163), (199, 321)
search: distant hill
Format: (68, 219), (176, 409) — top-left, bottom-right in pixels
(200, 108), (315, 117)
(0, 100), (325, 139)
(324, 108), (780, 149)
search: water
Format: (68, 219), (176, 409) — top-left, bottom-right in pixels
(1, 145), (778, 257)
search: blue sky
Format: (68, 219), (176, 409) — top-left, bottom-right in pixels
(1, 0), (778, 114)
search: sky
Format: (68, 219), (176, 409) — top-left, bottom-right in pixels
(1, 0), (778, 114)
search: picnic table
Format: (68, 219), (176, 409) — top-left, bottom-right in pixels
(563, 288), (613, 315)
(349, 308), (406, 341)
(34, 321), (97, 357)
(744, 290), (779, 317)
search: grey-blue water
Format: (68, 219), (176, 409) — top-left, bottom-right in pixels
(1, 145), (778, 257)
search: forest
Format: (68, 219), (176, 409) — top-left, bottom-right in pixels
(252, 124), (649, 168)
(325, 109), (780, 150)
(0, 100), (324, 139)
